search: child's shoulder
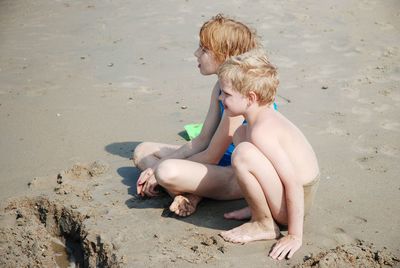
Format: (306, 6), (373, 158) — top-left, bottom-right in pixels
(258, 109), (284, 126)
(253, 111), (290, 136)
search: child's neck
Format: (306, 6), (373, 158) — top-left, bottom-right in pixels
(243, 103), (274, 126)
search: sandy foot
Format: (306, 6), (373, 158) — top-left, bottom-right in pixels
(169, 194), (202, 217)
(224, 206), (251, 220)
(220, 221), (280, 244)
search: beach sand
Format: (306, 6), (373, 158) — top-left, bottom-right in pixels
(0, 0), (399, 267)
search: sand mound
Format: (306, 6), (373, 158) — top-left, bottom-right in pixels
(296, 241), (399, 268)
(60, 161), (109, 180)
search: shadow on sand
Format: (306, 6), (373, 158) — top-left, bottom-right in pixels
(104, 141), (142, 159)
(106, 141), (246, 231)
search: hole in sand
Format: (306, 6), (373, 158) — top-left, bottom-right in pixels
(0, 197), (119, 268)
(51, 237), (82, 268)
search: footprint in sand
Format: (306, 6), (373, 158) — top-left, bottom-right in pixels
(351, 132), (380, 155)
(330, 40), (353, 52)
(322, 226), (355, 244)
(351, 106), (371, 123)
(318, 121), (348, 136)
(354, 155), (376, 170)
(352, 133), (392, 172)
(355, 156), (388, 173)
(350, 132), (400, 158)
(373, 103), (391, 113)
(344, 46), (365, 57)
(332, 227), (356, 244)
(380, 120), (400, 132)
(379, 145), (400, 158)
(340, 87), (360, 99)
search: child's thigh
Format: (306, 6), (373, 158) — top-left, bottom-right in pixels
(233, 142), (287, 221)
(135, 142), (180, 159)
(156, 159), (239, 199)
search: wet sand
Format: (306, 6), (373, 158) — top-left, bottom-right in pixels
(1, 0), (399, 267)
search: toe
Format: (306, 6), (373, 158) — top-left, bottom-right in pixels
(169, 202), (178, 212)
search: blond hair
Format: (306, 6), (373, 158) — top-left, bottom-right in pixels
(199, 14), (260, 63)
(218, 49), (279, 106)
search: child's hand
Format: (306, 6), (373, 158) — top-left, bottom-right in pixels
(136, 168), (159, 197)
(269, 234), (302, 260)
(136, 168), (151, 196)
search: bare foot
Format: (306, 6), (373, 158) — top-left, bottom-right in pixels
(219, 220), (280, 244)
(224, 206), (251, 220)
(169, 194), (202, 217)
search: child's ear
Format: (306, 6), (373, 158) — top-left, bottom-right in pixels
(248, 91), (258, 104)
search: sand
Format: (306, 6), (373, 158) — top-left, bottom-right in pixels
(0, 0), (399, 267)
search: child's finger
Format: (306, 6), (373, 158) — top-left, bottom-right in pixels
(278, 246), (290, 260)
(270, 244), (283, 259)
(137, 173), (150, 194)
(137, 169), (151, 186)
(137, 183), (143, 195)
(136, 174), (144, 186)
(287, 248), (296, 259)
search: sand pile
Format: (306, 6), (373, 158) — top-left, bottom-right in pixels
(295, 240), (399, 268)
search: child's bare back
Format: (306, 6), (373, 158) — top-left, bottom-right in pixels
(249, 108), (319, 186)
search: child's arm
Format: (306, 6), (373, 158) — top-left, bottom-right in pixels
(188, 111), (243, 164)
(137, 83), (223, 196)
(251, 130), (304, 259)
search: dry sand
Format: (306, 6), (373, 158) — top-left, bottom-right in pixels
(1, 0), (399, 267)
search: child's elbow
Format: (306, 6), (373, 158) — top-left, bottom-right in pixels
(196, 132), (212, 145)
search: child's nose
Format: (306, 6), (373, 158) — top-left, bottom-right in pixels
(194, 47), (200, 58)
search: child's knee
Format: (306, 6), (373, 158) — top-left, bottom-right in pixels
(231, 142), (257, 168)
(132, 142), (157, 167)
(132, 142), (147, 164)
(155, 159), (180, 188)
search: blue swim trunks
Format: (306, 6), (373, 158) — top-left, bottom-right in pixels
(217, 102), (278, 166)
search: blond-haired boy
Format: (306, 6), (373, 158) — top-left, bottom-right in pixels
(218, 50), (320, 260)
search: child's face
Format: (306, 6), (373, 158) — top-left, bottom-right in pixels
(219, 78), (249, 116)
(194, 45), (220, 75)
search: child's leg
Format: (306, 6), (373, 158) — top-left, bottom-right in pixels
(156, 159), (240, 199)
(223, 126), (251, 220)
(133, 142), (180, 170)
(155, 159), (241, 216)
(220, 142), (286, 243)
